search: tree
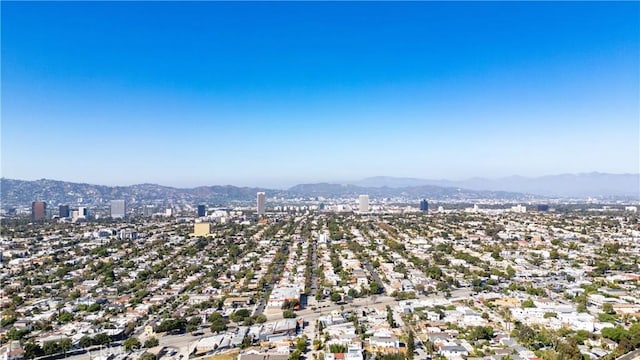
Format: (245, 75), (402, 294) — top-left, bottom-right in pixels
(376, 353), (404, 360)
(5, 327), (29, 340)
(289, 349), (302, 360)
(386, 305), (396, 328)
(144, 337), (159, 348)
(556, 338), (582, 360)
(347, 288), (358, 298)
(43, 341), (61, 355)
(575, 295), (588, 313)
(330, 292), (342, 303)
(629, 322), (640, 339)
(281, 299), (300, 310)
(59, 338), (72, 354)
(406, 331), (415, 360)
(140, 352), (157, 360)
(602, 326), (629, 342)
(230, 309), (251, 323)
(93, 332), (111, 345)
(254, 314), (267, 323)
(124, 337), (141, 351)
(436, 281), (448, 292)
(513, 324), (535, 345)
(295, 335), (308, 353)
(210, 315), (228, 333)
(602, 303), (615, 315)
(617, 336), (635, 355)
(79, 336), (94, 348)
(208, 312), (224, 322)
(58, 311), (74, 322)
(522, 298), (536, 308)
(283, 310), (297, 318)
(329, 344), (347, 353)
(210, 319), (227, 333)
(370, 281), (382, 294)
(240, 335), (253, 349)
(24, 342), (44, 359)
(188, 316), (202, 326)
(313, 339), (322, 351)
(0, 315), (17, 327)
(155, 318), (187, 333)
(468, 326), (494, 341)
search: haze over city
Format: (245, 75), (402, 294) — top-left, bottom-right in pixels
(2, 2), (639, 188)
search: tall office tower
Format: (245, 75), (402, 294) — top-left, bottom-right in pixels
(420, 199), (429, 212)
(78, 207), (88, 218)
(32, 201), (47, 221)
(537, 204), (549, 212)
(359, 195), (369, 213)
(257, 192), (266, 216)
(110, 200), (126, 219)
(59, 205), (70, 218)
(143, 205), (155, 217)
(197, 205), (206, 217)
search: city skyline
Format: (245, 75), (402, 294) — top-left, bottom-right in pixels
(2, 2), (639, 188)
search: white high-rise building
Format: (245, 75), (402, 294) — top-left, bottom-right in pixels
(257, 192), (266, 216)
(359, 195), (369, 213)
(110, 200), (126, 219)
(76, 207), (88, 220)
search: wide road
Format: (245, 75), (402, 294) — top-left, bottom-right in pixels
(64, 296), (400, 360)
(266, 295), (397, 322)
(363, 261), (384, 291)
(309, 239), (318, 296)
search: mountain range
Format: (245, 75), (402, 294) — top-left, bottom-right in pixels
(1, 178), (526, 208)
(0, 172), (637, 208)
(349, 172), (639, 198)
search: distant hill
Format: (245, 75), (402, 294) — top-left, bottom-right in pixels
(0, 178), (277, 208)
(4, 172), (632, 208)
(350, 173), (640, 198)
(0, 178), (530, 208)
(287, 182), (527, 200)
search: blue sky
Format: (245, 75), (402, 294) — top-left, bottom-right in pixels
(2, 2), (639, 188)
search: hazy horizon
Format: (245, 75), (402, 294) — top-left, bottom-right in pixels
(2, 2), (639, 186)
(3, 171), (639, 190)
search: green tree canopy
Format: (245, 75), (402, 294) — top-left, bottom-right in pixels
(124, 337), (141, 351)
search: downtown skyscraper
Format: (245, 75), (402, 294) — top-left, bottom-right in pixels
(110, 200), (126, 219)
(359, 195), (369, 213)
(257, 192), (266, 216)
(31, 201), (46, 221)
